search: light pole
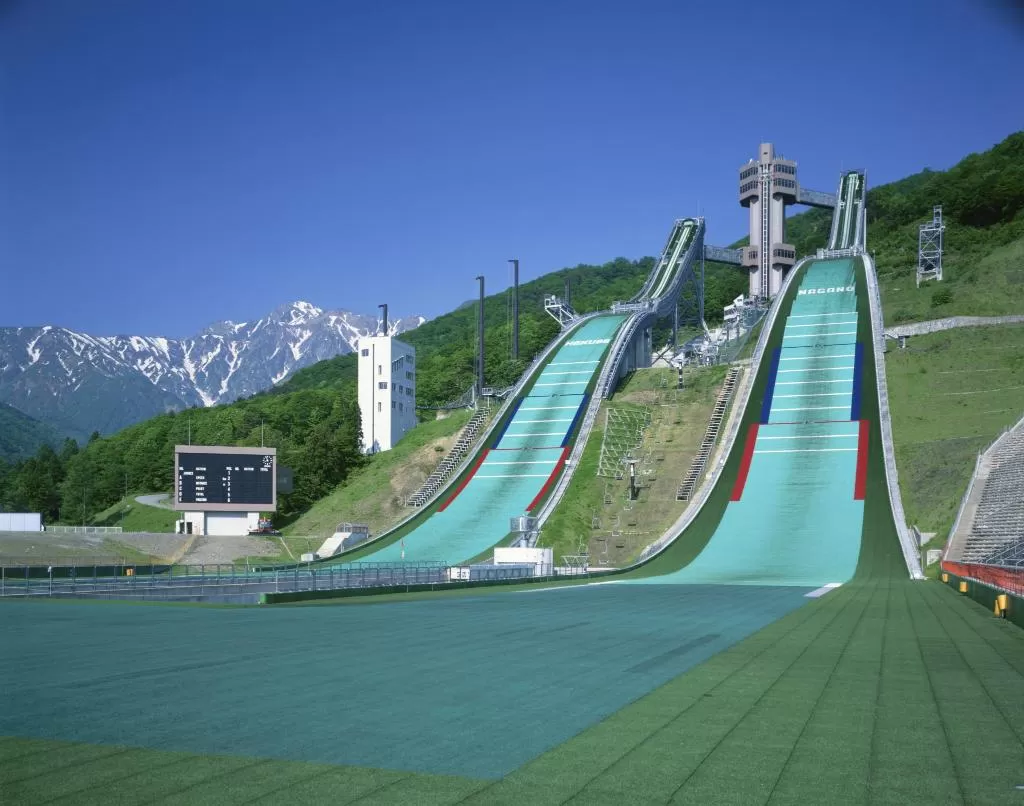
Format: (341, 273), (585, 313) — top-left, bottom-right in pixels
(476, 275), (485, 397)
(508, 259), (519, 359)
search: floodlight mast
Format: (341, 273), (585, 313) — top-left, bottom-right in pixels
(476, 275), (485, 398)
(508, 259), (519, 359)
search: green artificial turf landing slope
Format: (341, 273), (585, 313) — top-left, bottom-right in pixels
(4, 581), (1022, 805)
(0, 584), (813, 782)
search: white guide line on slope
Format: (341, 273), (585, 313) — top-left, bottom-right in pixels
(474, 473), (553, 479)
(787, 312), (857, 319)
(805, 583), (843, 598)
(777, 367), (854, 374)
(779, 354), (855, 361)
(754, 448), (858, 454)
(784, 331), (857, 338)
(785, 322), (857, 329)
(756, 433), (858, 440)
(774, 380), (852, 386)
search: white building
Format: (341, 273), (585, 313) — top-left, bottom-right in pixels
(357, 335), (417, 453)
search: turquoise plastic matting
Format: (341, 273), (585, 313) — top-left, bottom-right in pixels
(366, 315), (625, 563)
(635, 259), (865, 587)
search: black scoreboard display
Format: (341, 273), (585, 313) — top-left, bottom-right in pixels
(174, 446), (277, 511)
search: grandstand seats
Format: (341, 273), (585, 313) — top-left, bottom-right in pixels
(951, 420), (1024, 563)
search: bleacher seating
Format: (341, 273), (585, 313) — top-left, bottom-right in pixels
(954, 421), (1024, 563)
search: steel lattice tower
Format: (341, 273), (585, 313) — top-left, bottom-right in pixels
(917, 206), (945, 286)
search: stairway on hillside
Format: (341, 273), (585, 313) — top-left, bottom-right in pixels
(406, 403), (491, 507)
(676, 367), (741, 501)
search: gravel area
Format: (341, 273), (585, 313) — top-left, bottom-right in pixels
(0, 531), (190, 564)
(179, 534), (280, 566)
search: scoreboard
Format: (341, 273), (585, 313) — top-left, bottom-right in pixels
(174, 446), (277, 511)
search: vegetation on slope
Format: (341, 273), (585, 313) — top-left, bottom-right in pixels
(783, 131), (1024, 323)
(885, 324), (1024, 539)
(283, 408), (473, 538)
(0, 402), (59, 462)
(538, 365), (730, 566)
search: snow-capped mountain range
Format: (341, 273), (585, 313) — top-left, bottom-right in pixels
(0, 301), (426, 441)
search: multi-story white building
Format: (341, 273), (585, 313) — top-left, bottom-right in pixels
(357, 336), (417, 453)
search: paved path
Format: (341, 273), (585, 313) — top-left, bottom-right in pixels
(134, 493), (171, 509)
(885, 313), (1024, 338)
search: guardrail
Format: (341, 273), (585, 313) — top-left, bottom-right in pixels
(864, 253), (924, 579)
(0, 560), (542, 602)
(43, 525), (125, 535)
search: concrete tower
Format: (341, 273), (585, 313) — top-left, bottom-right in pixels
(357, 336), (417, 453)
(739, 143), (798, 299)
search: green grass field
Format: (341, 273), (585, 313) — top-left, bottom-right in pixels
(90, 495), (178, 534)
(885, 323), (1024, 539)
(878, 233), (1024, 326)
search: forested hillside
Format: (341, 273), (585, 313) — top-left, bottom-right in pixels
(2, 131), (1020, 527)
(0, 403), (59, 462)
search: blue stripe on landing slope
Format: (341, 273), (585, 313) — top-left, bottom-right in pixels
(561, 392), (590, 447)
(850, 341), (864, 421)
(492, 398), (523, 445)
(760, 348), (782, 424)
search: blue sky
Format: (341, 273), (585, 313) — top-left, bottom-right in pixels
(1, 0), (1021, 337)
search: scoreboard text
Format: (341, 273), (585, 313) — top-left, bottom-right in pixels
(176, 452), (275, 507)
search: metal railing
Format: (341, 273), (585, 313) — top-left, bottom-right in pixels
(43, 525), (125, 535)
(0, 560), (540, 602)
(864, 253), (924, 578)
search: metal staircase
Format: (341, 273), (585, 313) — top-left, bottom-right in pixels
(407, 403), (491, 507)
(675, 367), (741, 501)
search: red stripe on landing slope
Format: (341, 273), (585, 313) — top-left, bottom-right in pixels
(527, 445), (572, 513)
(730, 423), (760, 501)
(438, 449), (489, 512)
(854, 419), (870, 500)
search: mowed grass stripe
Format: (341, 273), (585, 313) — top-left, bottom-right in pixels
(3, 747), (199, 803)
(45, 755), (260, 806)
(912, 583), (1024, 803)
(766, 578), (891, 805)
(0, 738), (490, 806)
(479, 587), (857, 805)
(870, 581), (963, 805)
(663, 586), (875, 805)
(458, 595), (831, 804)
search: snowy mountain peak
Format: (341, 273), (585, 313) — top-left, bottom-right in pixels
(269, 300), (325, 326)
(0, 302), (427, 440)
